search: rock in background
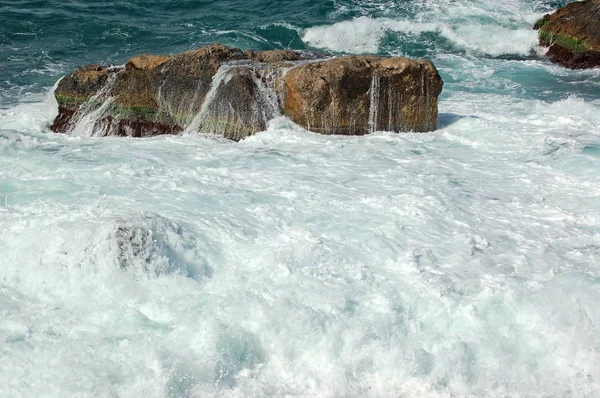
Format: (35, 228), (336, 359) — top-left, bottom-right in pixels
(535, 0), (600, 69)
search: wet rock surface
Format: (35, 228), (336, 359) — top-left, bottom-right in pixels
(283, 56), (443, 134)
(535, 0), (600, 69)
(52, 44), (444, 140)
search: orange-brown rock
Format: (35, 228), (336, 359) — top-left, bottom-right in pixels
(126, 54), (170, 71)
(283, 56), (443, 134)
(53, 44), (255, 137)
(52, 44), (443, 140)
(245, 49), (302, 63)
(534, 0), (600, 69)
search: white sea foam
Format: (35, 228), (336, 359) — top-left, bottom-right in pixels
(1, 88), (600, 396)
(2, 0), (600, 396)
(304, 0), (545, 56)
(303, 16), (540, 56)
(0, 82), (59, 134)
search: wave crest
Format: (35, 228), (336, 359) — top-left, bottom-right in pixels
(303, 16), (540, 56)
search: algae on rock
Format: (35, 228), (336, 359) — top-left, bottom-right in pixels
(534, 0), (600, 69)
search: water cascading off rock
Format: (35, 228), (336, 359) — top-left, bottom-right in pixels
(283, 56), (442, 134)
(51, 44), (444, 140)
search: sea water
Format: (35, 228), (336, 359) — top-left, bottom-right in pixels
(1, 0), (600, 396)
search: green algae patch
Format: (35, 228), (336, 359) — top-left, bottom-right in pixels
(533, 17), (550, 31)
(538, 29), (590, 53)
(55, 94), (196, 126)
(109, 104), (158, 119)
(55, 94), (89, 107)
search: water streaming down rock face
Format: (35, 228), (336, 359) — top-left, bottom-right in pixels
(368, 73), (380, 133)
(51, 44), (443, 140)
(184, 63), (284, 141)
(283, 56), (442, 134)
(68, 69), (121, 137)
(51, 65), (120, 137)
(51, 63), (184, 137)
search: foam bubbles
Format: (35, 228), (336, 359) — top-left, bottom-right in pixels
(303, 0), (545, 56)
(303, 16), (540, 56)
(438, 23), (539, 56)
(2, 89), (599, 396)
(0, 210), (215, 283)
(303, 16), (389, 53)
(2, 0), (600, 396)
(0, 81), (59, 134)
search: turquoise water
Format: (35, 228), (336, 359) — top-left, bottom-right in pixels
(2, 1), (600, 397)
(3, 0), (599, 106)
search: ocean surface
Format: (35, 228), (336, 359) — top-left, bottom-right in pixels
(1, 0), (600, 396)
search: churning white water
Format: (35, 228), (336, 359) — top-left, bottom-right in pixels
(2, 80), (600, 396)
(2, 0), (600, 396)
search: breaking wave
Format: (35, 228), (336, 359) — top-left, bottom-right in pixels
(303, 16), (541, 56)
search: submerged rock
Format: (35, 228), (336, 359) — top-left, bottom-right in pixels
(52, 44), (444, 140)
(108, 214), (215, 279)
(534, 0), (600, 69)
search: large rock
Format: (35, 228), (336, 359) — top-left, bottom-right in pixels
(284, 56), (442, 134)
(52, 44), (443, 140)
(534, 0), (600, 69)
(52, 45), (255, 138)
